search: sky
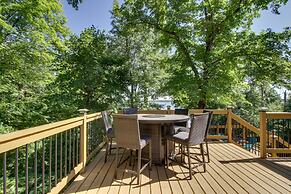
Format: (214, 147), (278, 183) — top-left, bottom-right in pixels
(61, 0), (291, 34)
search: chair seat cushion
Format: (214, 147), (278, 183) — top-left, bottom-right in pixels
(176, 126), (190, 133)
(140, 135), (151, 148)
(166, 132), (189, 144)
(107, 127), (114, 138)
(169, 125), (190, 135)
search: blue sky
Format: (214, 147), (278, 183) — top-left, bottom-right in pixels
(61, 0), (291, 35)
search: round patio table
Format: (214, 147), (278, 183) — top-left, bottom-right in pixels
(138, 114), (189, 164)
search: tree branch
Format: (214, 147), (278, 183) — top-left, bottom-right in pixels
(139, 18), (200, 77)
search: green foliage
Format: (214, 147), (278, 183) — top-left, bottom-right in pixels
(44, 27), (129, 120)
(0, 0), (69, 130)
(234, 82), (284, 126)
(111, 4), (168, 109)
(113, 30), (167, 108)
(117, 0), (291, 108)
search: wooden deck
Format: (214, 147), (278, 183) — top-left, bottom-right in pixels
(64, 143), (291, 194)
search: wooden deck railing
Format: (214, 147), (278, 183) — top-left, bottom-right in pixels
(260, 110), (291, 158)
(0, 110), (104, 194)
(1, 107), (290, 193)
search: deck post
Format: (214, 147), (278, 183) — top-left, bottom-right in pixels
(226, 106), (233, 143)
(79, 109), (89, 168)
(259, 107), (268, 159)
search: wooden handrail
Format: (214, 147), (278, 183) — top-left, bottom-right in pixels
(230, 112), (260, 134)
(266, 112), (291, 119)
(0, 116), (83, 144)
(0, 113), (101, 154)
(189, 109), (228, 115)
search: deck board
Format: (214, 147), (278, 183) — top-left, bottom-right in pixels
(64, 143), (291, 194)
(212, 144), (279, 194)
(219, 143), (291, 194)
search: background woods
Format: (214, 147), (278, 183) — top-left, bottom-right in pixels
(0, 0), (290, 132)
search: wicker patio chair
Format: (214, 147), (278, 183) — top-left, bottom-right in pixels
(113, 114), (152, 184)
(175, 110), (213, 163)
(101, 111), (115, 163)
(171, 108), (189, 134)
(165, 113), (210, 179)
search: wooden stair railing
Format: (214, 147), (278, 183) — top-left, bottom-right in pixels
(227, 109), (261, 156)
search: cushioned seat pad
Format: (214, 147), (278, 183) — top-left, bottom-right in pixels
(166, 132), (189, 144)
(140, 135), (151, 148)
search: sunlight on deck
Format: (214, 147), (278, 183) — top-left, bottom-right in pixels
(65, 143), (291, 194)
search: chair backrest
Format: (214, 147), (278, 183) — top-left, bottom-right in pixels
(203, 110), (213, 138)
(122, 107), (138, 114)
(188, 113), (209, 146)
(174, 108), (189, 115)
(101, 111), (112, 133)
(113, 114), (141, 149)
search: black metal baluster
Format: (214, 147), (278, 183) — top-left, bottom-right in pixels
(277, 119), (280, 148)
(65, 131), (67, 175)
(42, 140), (45, 194)
(49, 137), (52, 191)
(69, 129), (71, 171)
(73, 128), (75, 167)
(92, 121), (95, 148)
(87, 123), (90, 156)
(25, 144), (28, 194)
(15, 148), (18, 194)
(55, 134), (57, 186)
(288, 120), (290, 148)
(60, 133), (63, 180)
(3, 152), (6, 194)
(76, 129), (79, 164)
(34, 142), (37, 194)
(282, 119), (286, 148)
(272, 120), (275, 148)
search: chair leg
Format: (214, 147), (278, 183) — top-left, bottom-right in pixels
(200, 144), (206, 172)
(187, 145), (192, 180)
(149, 141), (152, 170)
(183, 145), (186, 163)
(137, 149), (141, 184)
(129, 150), (133, 166)
(104, 138), (109, 163)
(205, 140), (210, 163)
(165, 139), (169, 168)
(180, 144), (183, 163)
(109, 138), (113, 155)
(114, 147), (119, 179)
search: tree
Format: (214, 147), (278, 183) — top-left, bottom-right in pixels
(0, 0), (69, 130)
(66, 0), (83, 10)
(116, 0), (290, 108)
(44, 27), (129, 120)
(234, 81), (284, 126)
(110, 1), (167, 109)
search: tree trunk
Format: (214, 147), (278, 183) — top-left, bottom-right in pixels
(198, 81), (207, 109)
(198, 99), (206, 109)
(130, 84), (134, 108)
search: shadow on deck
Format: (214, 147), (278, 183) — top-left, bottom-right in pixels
(64, 143), (291, 194)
